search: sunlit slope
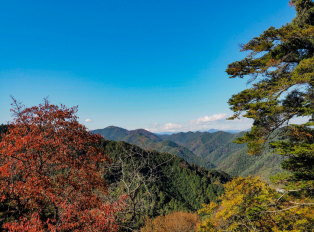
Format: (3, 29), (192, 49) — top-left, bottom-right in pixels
(160, 131), (246, 165)
(216, 147), (284, 181)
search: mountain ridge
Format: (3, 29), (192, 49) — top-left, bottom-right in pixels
(91, 126), (282, 181)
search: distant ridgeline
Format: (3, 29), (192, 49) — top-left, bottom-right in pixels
(92, 126), (284, 181)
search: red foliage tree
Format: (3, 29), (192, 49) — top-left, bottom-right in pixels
(0, 98), (126, 231)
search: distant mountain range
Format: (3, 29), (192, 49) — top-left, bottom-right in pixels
(92, 126), (215, 169)
(92, 126), (283, 181)
(155, 128), (251, 136)
(206, 128), (250, 134)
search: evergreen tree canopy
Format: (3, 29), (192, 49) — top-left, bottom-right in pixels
(227, 0), (314, 191)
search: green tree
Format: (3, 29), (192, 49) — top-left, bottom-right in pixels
(227, 0), (314, 192)
(0, 124), (10, 137)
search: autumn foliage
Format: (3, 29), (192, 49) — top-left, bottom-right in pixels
(140, 211), (200, 232)
(198, 176), (314, 231)
(0, 99), (125, 231)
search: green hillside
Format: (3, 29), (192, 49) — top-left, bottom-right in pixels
(93, 126), (283, 181)
(101, 139), (231, 229)
(160, 131), (246, 164)
(215, 147), (284, 181)
(160, 130), (284, 181)
(93, 127), (216, 169)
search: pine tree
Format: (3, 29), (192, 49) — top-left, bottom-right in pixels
(227, 0), (314, 192)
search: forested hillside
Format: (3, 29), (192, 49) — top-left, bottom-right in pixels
(216, 147), (284, 181)
(92, 126), (215, 169)
(160, 131), (246, 165)
(101, 139), (231, 229)
(162, 131), (285, 180)
(92, 126), (283, 181)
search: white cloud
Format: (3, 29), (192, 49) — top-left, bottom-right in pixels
(164, 123), (183, 130)
(145, 128), (159, 133)
(85, 119), (93, 122)
(145, 123), (183, 133)
(189, 113), (228, 125)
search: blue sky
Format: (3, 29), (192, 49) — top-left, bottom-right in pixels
(0, 0), (296, 132)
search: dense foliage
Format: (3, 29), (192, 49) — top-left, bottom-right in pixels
(0, 107), (232, 231)
(101, 139), (231, 230)
(0, 99), (125, 231)
(227, 0), (314, 192)
(198, 176), (314, 231)
(0, 124), (10, 135)
(198, 1), (314, 231)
